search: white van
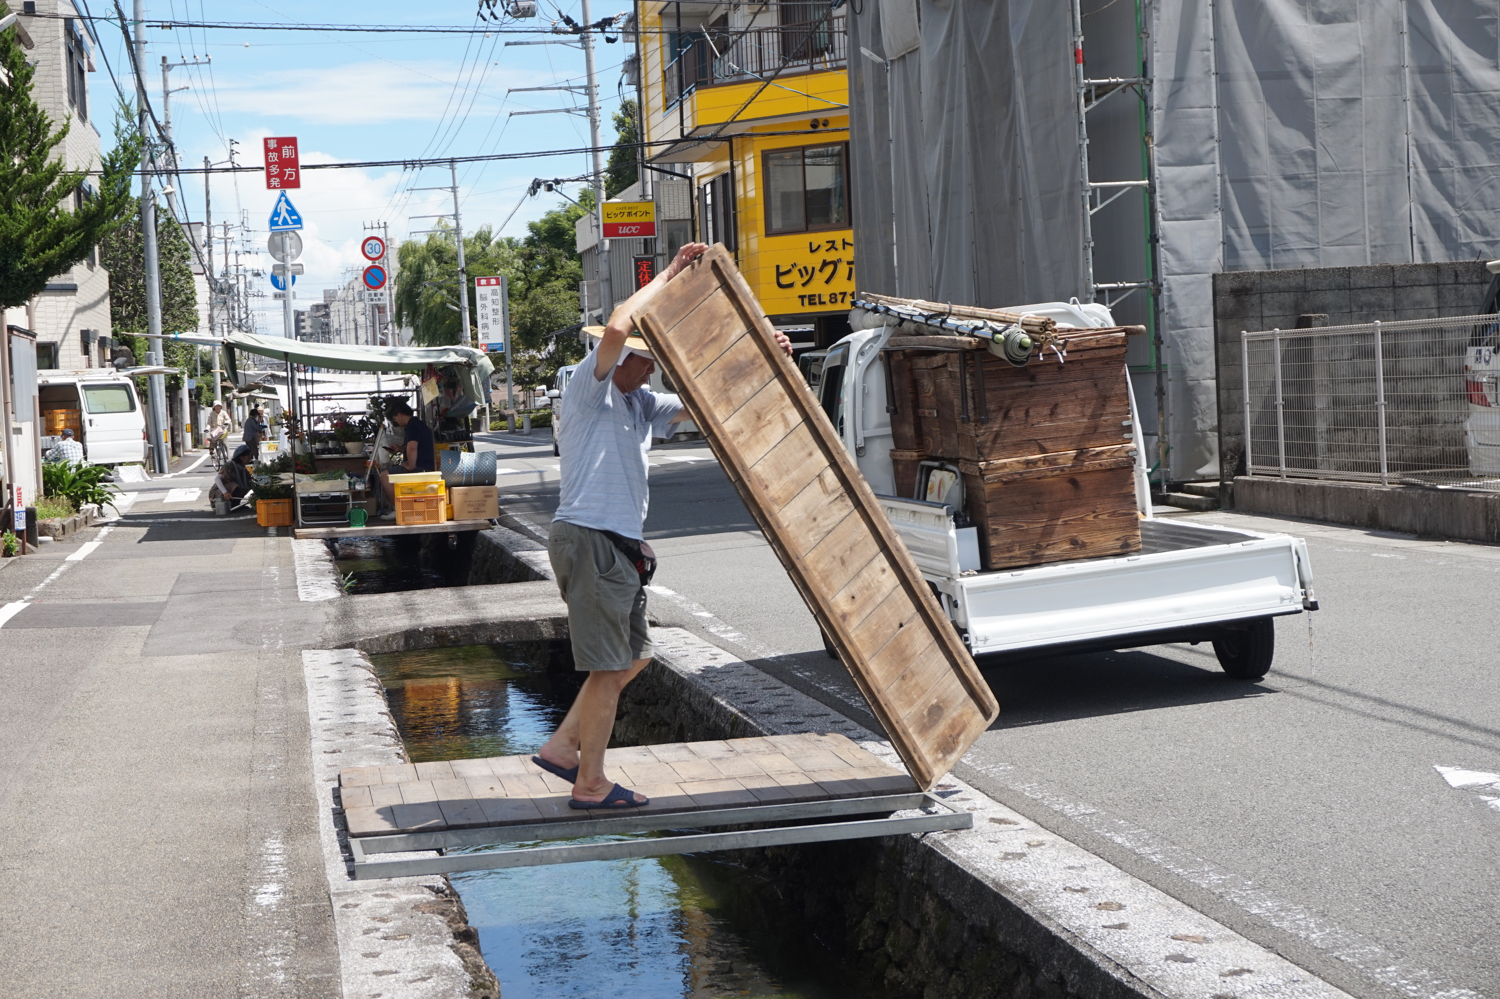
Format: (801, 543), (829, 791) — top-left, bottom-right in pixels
(37, 372), (148, 466)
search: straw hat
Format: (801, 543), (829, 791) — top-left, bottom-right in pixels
(583, 325), (654, 361)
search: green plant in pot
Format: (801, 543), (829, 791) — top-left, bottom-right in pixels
(333, 418), (367, 454)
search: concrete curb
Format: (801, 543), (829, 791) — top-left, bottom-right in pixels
(642, 627), (1354, 999)
(1233, 474), (1500, 544)
(302, 650), (498, 999)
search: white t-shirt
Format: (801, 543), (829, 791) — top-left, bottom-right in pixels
(551, 348), (682, 540)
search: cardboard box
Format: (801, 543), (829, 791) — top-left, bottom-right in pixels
(448, 485), (498, 521)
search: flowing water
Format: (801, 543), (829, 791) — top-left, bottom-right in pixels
(331, 536), (451, 594)
(367, 643), (865, 999)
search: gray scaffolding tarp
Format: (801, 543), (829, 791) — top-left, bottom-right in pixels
(1152, 0), (1500, 479)
(848, 0), (1085, 309)
(851, 0), (1500, 482)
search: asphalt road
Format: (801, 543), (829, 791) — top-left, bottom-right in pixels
(478, 427), (1500, 999)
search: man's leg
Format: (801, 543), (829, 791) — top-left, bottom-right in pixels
(535, 657), (648, 772)
(564, 661), (650, 804)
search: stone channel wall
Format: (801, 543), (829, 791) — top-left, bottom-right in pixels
(615, 660), (1140, 999)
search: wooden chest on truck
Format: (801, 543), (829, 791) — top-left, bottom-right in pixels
(892, 329), (1133, 463)
(884, 328), (1141, 571)
(960, 444), (1140, 570)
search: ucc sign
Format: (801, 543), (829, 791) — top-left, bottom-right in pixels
(601, 201), (657, 239)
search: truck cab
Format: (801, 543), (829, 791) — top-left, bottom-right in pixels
(36, 372), (148, 467)
(815, 304), (1317, 680)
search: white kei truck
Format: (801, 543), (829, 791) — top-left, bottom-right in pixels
(811, 302), (1318, 680)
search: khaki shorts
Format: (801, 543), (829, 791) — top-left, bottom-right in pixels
(548, 520), (652, 671)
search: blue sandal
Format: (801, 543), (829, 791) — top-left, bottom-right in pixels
(569, 783), (649, 809)
(531, 755), (579, 783)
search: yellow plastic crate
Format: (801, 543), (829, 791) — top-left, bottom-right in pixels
(389, 471), (445, 499)
(396, 495), (447, 526)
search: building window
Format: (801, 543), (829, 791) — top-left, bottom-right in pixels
(778, 0), (835, 60)
(64, 19), (88, 123)
(36, 341), (59, 370)
(763, 144), (848, 235)
(697, 172), (735, 251)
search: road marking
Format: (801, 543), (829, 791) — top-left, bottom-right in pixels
(1, 526), (111, 628)
(161, 450), (210, 477)
(1435, 764), (1500, 812)
(102, 492), (139, 520)
(645, 585), (778, 658)
(115, 465), (148, 483)
(162, 488), (202, 504)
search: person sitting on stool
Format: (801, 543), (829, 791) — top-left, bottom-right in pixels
(211, 446), (256, 508)
(378, 401), (436, 520)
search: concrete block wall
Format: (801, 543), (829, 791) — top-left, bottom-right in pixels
(1213, 261), (1492, 491)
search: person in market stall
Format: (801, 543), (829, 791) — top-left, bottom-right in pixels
(210, 445), (256, 509)
(377, 400), (437, 520)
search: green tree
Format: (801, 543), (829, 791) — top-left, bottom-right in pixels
(605, 99), (639, 198)
(99, 195), (201, 344)
(393, 224), (519, 347)
(0, 21), (140, 311)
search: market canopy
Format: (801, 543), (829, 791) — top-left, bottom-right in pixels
(220, 332), (494, 408)
(223, 333), (492, 377)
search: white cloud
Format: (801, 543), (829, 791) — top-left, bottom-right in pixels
(208, 60), (529, 125)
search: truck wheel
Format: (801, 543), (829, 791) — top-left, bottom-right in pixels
(1212, 618), (1275, 680)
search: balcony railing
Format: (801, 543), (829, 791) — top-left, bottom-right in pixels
(665, 16), (847, 108)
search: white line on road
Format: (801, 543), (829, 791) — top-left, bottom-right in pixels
(66, 541), (103, 561)
(1436, 764), (1500, 813)
(162, 488), (202, 504)
(1, 526), (112, 628)
(645, 585), (780, 658)
(102, 492), (139, 520)
(161, 450), (210, 478)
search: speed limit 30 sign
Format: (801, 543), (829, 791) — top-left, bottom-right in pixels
(362, 236), (387, 261)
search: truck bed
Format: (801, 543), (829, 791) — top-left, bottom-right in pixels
(882, 499), (1315, 658)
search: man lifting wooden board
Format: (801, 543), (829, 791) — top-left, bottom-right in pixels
(531, 242), (794, 809)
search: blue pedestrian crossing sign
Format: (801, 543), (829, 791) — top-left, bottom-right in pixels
(268, 192), (303, 232)
(270, 271), (298, 291)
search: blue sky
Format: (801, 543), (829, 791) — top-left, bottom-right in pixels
(84, 0), (635, 334)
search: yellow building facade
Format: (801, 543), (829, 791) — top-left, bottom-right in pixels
(636, 1), (852, 344)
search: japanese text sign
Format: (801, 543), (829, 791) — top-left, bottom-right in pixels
(474, 276), (509, 353)
(759, 233), (856, 314)
(632, 255), (657, 290)
(600, 201), (656, 239)
(264, 136), (300, 190)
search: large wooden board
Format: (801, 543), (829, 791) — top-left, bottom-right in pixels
(632, 246), (998, 789)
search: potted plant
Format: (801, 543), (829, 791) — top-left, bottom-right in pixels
(333, 418), (367, 454)
(253, 475), (296, 528)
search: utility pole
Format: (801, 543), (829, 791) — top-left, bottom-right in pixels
(450, 161), (472, 347)
(132, 0), (169, 474)
(579, 0), (612, 320)
(159, 55), (206, 221)
(205, 157), (221, 404)
(411, 168), (472, 346)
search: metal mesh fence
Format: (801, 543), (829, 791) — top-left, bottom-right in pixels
(1241, 314), (1500, 490)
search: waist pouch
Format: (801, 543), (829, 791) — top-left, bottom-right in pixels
(601, 530), (657, 587)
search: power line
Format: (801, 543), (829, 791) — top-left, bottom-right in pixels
(110, 129), (848, 178)
(32, 11), (768, 36)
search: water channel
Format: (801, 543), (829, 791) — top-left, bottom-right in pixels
(368, 642), (868, 999)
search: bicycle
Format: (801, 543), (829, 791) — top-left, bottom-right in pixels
(208, 433), (229, 470)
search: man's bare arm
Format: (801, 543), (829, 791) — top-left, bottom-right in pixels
(593, 242), (711, 380)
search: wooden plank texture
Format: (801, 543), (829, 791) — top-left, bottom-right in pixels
(631, 246), (998, 789)
(339, 734), (920, 836)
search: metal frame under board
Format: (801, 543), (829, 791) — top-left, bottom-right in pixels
(345, 792), (971, 879)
